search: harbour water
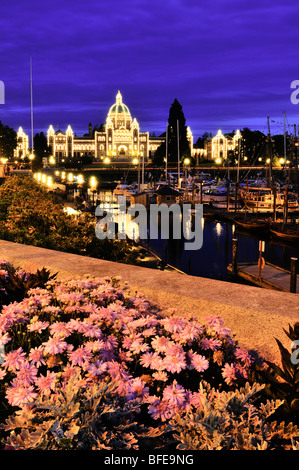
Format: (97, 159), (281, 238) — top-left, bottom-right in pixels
(139, 217), (299, 282)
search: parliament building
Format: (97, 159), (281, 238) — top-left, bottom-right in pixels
(14, 91), (241, 164)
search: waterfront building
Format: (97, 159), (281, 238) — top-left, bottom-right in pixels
(204, 129), (242, 162)
(14, 92), (240, 165)
(46, 91), (167, 165)
(14, 127), (29, 159)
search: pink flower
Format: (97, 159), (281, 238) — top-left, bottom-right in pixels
(129, 377), (149, 398)
(200, 338), (222, 351)
(35, 371), (58, 395)
(161, 317), (185, 334)
(222, 363), (237, 385)
(163, 350), (186, 374)
(29, 347), (46, 367)
(3, 347), (26, 372)
(49, 322), (71, 338)
(68, 346), (92, 367)
(234, 348), (254, 367)
(16, 361), (38, 386)
(140, 351), (164, 370)
(163, 380), (186, 407)
(149, 399), (175, 421)
(152, 371), (168, 382)
(151, 335), (173, 353)
(27, 321), (49, 333)
(43, 337), (68, 355)
(87, 360), (107, 377)
(6, 382), (38, 407)
(188, 351), (209, 373)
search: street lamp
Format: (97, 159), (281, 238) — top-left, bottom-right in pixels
(29, 153), (34, 170)
(89, 176), (98, 207)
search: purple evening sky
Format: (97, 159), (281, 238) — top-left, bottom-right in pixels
(1, 0), (299, 141)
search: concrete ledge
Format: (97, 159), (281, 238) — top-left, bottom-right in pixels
(0, 239), (298, 363)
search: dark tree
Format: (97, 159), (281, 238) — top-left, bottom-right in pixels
(153, 99), (191, 165)
(0, 121), (17, 159)
(240, 127), (267, 163)
(33, 132), (52, 170)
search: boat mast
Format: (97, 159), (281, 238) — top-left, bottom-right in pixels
(177, 120), (180, 188)
(283, 111), (287, 176)
(267, 116), (272, 187)
(165, 123), (168, 184)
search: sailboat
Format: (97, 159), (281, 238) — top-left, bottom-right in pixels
(240, 115), (299, 213)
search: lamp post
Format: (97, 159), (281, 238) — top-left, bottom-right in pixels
(89, 176), (98, 207)
(29, 153), (35, 171)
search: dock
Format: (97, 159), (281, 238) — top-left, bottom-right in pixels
(227, 261), (299, 293)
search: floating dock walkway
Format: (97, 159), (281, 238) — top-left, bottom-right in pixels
(227, 261), (299, 293)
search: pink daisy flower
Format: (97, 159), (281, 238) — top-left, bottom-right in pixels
(6, 383), (38, 407)
(35, 371), (58, 395)
(43, 337), (68, 355)
(163, 380), (186, 407)
(2, 347), (27, 372)
(188, 351), (209, 373)
(68, 346), (93, 367)
(222, 363), (237, 385)
(163, 352), (186, 374)
(27, 321), (49, 333)
(29, 347), (46, 367)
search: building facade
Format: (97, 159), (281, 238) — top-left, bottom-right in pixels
(204, 129), (242, 162)
(14, 92), (241, 165)
(47, 91), (165, 165)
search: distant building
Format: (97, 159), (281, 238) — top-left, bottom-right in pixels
(204, 129), (242, 162)
(14, 127), (29, 159)
(14, 93), (241, 165)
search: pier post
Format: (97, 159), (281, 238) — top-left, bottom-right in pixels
(232, 238), (238, 274)
(290, 257), (297, 293)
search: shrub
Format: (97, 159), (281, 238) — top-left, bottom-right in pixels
(169, 381), (299, 450)
(0, 260), (298, 450)
(0, 175), (137, 264)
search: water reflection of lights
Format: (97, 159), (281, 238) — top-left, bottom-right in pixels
(215, 222), (222, 237)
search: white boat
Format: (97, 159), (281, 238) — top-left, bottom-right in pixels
(211, 200), (241, 210)
(240, 187), (299, 212)
(113, 183), (137, 199)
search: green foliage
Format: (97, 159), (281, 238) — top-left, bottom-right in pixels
(169, 381), (299, 450)
(0, 262), (57, 308)
(0, 121), (17, 159)
(0, 175), (138, 264)
(251, 323), (299, 422)
(0, 373), (165, 450)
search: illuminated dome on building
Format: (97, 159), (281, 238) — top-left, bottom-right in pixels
(107, 91), (131, 129)
(15, 90), (203, 165)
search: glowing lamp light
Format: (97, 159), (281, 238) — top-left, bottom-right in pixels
(184, 158), (190, 166)
(68, 173), (73, 182)
(77, 174), (84, 185)
(132, 158), (139, 165)
(47, 176), (52, 187)
(266, 158), (270, 164)
(279, 158), (285, 165)
(215, 158), (222, 165)
(90, 176), (97, 188)
(104, 157), (110, 164)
